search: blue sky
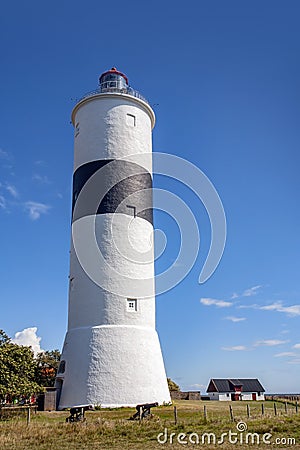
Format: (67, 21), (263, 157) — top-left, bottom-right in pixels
(1, 0), (300, 393)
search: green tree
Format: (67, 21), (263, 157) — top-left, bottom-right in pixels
(35, 350), (61, 387)
(0, 341), (42, 401)
(167, 377), (180, 392)
(0, 329), (10, 346)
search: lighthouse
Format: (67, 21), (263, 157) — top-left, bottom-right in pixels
(55, 68), (171, 409)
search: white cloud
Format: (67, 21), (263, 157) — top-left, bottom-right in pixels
(224, 316), (246, 322)
(242, 285), (262, 297)
(288, 358), (300, 365)
(274, 352), (296, 357)
(260, 301), (300, 317)
(277, 305), (300, 316)
(237, 303), (258, 310)
(254, 339), (288, 347)
(32, 174), (51, 184)
(238, 301), (300, 317)
(6, 184), (18, 198)
(200, 298), (233, 308)
(293, 343), (300, 349)
(0, 195), (6, 209)
(222, 345), (247, 351)
(0, 149), (13, 169)
(0, 148), (10, 159)
(259, 301), (282, 311)
(24, 201), (51, 220)
(34, 160), (46, 166)
(12, 327), (44, 356)
(230, 285), (262, 299)
(190, 383), (205, 389)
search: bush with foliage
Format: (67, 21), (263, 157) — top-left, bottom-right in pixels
(0, 330), (42, 401)
(167, 377), (180, 392)
(0, 329), (61, 403)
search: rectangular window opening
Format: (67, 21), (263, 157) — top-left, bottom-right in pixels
(126, 113), (136, 127)
(127, 298), (137, 311)
(75, 122), (80, 137)
(126, 205), (136, 217)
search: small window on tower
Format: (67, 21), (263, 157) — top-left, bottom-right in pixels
(75, 122), (80, 137)
(126, 113), (136, 127)
(69, 277), (74, 291)
(127, 298), (137, 311)
(126, 205), (136, 217)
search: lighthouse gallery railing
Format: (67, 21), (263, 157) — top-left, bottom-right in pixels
(78, 83), (149, 105)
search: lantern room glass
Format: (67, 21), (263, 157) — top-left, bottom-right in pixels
(100, 73), (128, 92)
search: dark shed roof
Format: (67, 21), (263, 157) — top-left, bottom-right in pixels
(207, 379), (265, 393)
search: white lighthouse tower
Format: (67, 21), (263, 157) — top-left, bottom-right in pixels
(56, 68), (171, 409)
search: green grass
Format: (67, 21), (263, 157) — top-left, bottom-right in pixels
(0, 401), (299, 449)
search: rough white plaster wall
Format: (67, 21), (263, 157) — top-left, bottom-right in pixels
(218, 394), (231, 401)
(241, 393), (265, 401)
(241, 393), (253, 401)
(208, 393), (265, 401)
(68, 214), (155, 329)
(57, 92), (171, 409)
(58, 325), (170, 409)
(73, 96), (153, 174)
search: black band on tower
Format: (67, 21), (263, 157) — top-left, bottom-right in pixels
(72, 159), (153, 225)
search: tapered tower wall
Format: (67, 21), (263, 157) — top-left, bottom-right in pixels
(56, 75), (170, 409)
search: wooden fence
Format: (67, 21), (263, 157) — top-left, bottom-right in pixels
(0, 405), (37, 425)
(172, 401), (299, 424)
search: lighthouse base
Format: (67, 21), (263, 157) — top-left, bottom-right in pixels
(56, 324), (171, 409)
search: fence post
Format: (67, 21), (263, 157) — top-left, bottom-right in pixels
(203, 405), (207, 422)
(261, 403), (264, 416)
(138, 406), (142, 422)
(229, 405), (234, 422)
(27, 407), (31, 426)
(285, 402), (287, 414)
(247, 404), (250, 418)
(174, 406), (177, 425)
(296, 401), (298, 414)
(274, 403), (277, 416)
